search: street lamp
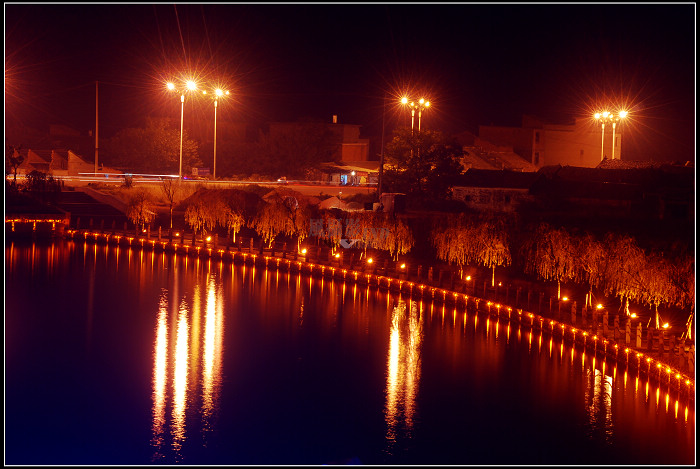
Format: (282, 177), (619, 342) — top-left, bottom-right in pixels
(401, 96), (430, 133)
(594, 110), (628, 161)
(610, 110), (628, 160)
(167, 79), (199, 178)
(594, 111), (611, 161)
(202, 87), (230, 180)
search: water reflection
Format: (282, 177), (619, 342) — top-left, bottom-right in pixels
(151, 291), (169, 461)
(149, 269), (225, 463)
(384, 298), (423, 457)
(586, 364), (614, 442)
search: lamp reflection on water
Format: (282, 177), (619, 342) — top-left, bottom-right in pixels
(151, 292), (169, 461)
(172, 298), (190, 460)
(150, 270), (225, 463)
(384, 299), (423, 457)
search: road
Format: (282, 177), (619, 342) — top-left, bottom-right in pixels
(32, 174), (378, 198)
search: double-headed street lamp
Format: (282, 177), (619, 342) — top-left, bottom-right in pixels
(167, 79), (199, 178)
(401, 96), (430, 133)
(202, 87), (230, 180)
(594, 110), (628, 161)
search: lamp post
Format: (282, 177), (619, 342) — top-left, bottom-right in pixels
(202, 87), (230, 180)
(401, 96), (430, 134)
(167, 80), (199, 179)
(594, 110), (628, 161)
(610, 110), (628, 160)
(594, 111), (611, 161)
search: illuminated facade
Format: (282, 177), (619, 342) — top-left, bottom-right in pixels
(478, 115), (622, 168)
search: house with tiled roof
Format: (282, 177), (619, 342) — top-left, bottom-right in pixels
(16, 149), (122, 178)
(16, 149), (52, 175)
(455, 130), (538, 172)
(450, 169), (540, 212)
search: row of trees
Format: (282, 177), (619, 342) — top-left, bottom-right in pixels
(431, 214), (695, 332)
(122, 183), (693, 337)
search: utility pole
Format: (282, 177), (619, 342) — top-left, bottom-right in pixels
(378, 93), (386, 200)
(94, 81), (99, 174)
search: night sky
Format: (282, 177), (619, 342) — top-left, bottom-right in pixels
(5, 3), (696, 163)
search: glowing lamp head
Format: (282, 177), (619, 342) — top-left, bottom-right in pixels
(596, 304), (603, 310)
(167, 82), (176, 91)
(594, 112), (601, 119)
(419, 98), (425, 105)
(186, 80), (198, 91)
(367, 258), (373, 264)
(301, 248), (307, 254)
(425, 101), (430, 107)
(466, 276), (471, 281)
(175, 232), (180, 237)
(631, 313), (638, 318)
(215, 88), (224, 97)
(206, 236), (212, 242)
(335, 253), (340, 258)
(663, 323), (670, 329)
(618, 110), (628, 118)
(562, 296), (569, 301)
(400, 263), (406, 269)
(401, 96), (408, 105)
(602, 111), (610, 118)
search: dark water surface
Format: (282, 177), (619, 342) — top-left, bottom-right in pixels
(5, 240), (695, 465)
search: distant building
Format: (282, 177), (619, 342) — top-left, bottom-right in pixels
(454, 131), (538, 172)
(478, 115), (623, 169)
(17, 149), (122, 177)
(449, 163), (694, 222)
(451, 169), (539, 212)
(269, 117), (370, 163)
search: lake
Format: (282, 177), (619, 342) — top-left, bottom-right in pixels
(5, 240), (695, 465)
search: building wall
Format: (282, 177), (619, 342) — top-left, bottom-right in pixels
(451, 186), (533, 212)
(479, 117), (624, 168)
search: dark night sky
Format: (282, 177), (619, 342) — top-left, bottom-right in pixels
(4, 3), (696, 162)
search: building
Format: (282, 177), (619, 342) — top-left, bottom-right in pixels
(478, 115), (624, 169)
(449, 162), (694, 222)
(450, 169), (540, 212)
(269, 116), (370, 163)
(17, 149), (122, 177)
(454, 131), (538, 172)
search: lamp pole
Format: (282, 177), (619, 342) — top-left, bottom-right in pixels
(203, 88), (229, 180)
(594, 111), (611, 161)
(179, 93), (184, 178)
(611, 110), (628, 160)
(417, 97), (430, 132)
(168, 80), (198, 179)
(94, 81), (99, 175)
(378, 93), (386, 198)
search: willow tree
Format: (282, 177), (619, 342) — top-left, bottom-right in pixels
(221, 205), (246, 243)
(639, 253), (675, 329)
(249, 201), (288, 248)
(184, 200), (211, 238)
(665, 247), (695, 339)
(432, 214), (479, 276)
(572, 232), (607, 308)
(126, 189), (156, 231)
(160, 177), (181, 229)
(387, 217), (415, 261)
(521, 223), (575, 299)
(602, 233), (646, 318)
(475, 217), (512, 288)
(316, 211), (344, 253)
